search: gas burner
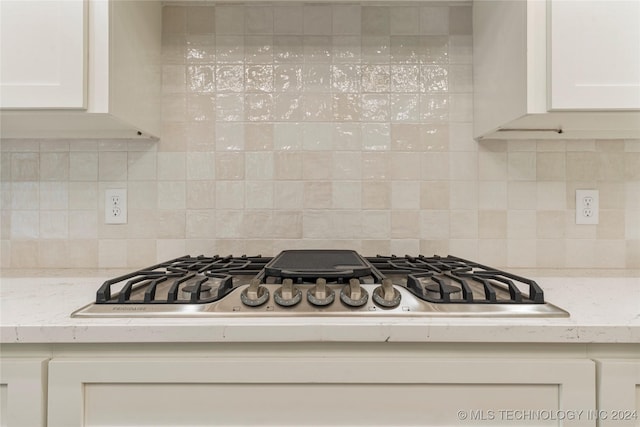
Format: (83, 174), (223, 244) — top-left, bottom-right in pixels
(72, 250), (569, 318)
(181, 283), (213, 301)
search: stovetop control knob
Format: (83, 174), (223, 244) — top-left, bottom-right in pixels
(372, 279), (401, 308)
(307, 278), (335, 306)
(340, 278), (369, 307)
(240, 278), (270, 307)
(274, 278), (302, 307)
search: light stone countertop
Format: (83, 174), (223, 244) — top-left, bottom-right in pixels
(1, 276), (639, 344)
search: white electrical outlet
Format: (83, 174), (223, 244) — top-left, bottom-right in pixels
(575, 189), (599, 225)
(105, 189), (127, 224)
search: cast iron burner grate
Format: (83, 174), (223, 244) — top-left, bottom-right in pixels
(96, 255), (271, 304)
(366, 255), (544, 304)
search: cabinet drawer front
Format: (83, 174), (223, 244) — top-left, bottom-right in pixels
(49, 357), (595, 427)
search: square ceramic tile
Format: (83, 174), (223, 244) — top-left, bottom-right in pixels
(332, 36), (361, 63)
(332, 152), (362, 180)
(302, 123), (332, 151)
(419, 210), (449, 240)
(361, 94), (389, 122)
(302, 152), (332, 180)
(245, 181), (274, 209)
(163, 6), (186, 35)
(274, 123), (303, 150)
(362, 7), (389, 36)
(390, 152), (421, 180)
(361, 211), (391, 239)
(274, 64), (303, 92)
(303, 64), (331, 92)
(274, 6), (303, 35)
(215, 5), (245, 35)
(216, 36), (245, 63)
(273, 36), (304, 63)
(420, 7), (449, 35)
(332, 124), (361, 151)
(187, 65), (215, 93)
(390, 94), (419, 122)
(420, 181), (449, 210)
(332, 94), (361, 122)
(303, 36), (332, 63)
(245, 36), (274, 63)
(390, 7), (419, 36)
(332, 181), (362, 209)
(391, 181), (420, 209)
(361, 36), (390, 63)
(245, 152), (274, 180)
(361, 65), (390, 93)
(39, 182), (68, 210)
(362, 181), (391, 209)
(449, 6), (472, 35)
(216, 182), (245, 209)
(361, 123), (390, 151)
(303, 5), (332, 36)
(98, 152), (127, 181)
(39, 211), (68, 239)
(157, 181), (186, 210)
(245, 65), (274, 92)
(68, 182), (98, 210)
(478, 210), (507, 239)
(185, 6), (214, 34)
(11, 210), (39, 239)
(68, 210), (98, 239)
(478, 181), (507, 210)
(274, 181), (304, 209)
(331, 64), (361, 93)
(391, 65), (420, 92)
(274, 94), (303, 121)
(215, 94), (244, 122)
(333, 5), (361, 35)
(390, 36), (422, 64)
(186, 94), (214, 122)
(40, 152), (69, 181)
(246, 7), (273, 35)
(389, 210), (418, 238)
(302, 94), (332, 121)
(303, 181), (332, 209)
(422, 124), (449, 151)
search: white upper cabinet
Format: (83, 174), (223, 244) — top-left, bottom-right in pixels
(473, 0), (640, 140)
(0, 0), (162, 139)
(0, 0), (87, 109)
(550, 0), (640, 110)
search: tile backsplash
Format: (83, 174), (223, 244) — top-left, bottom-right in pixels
(1, 3), (639, 274)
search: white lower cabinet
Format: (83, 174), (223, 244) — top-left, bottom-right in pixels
(596, 359), (640, 427)
(0, 358), (48, 427)
(48, 354), (595, 427)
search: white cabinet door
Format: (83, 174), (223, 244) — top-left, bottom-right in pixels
(0, 0), (87, 109)
(0, 358), (48, 427)
(596, 359), (640, 427)
(550, 0), (640, 110)
(49, 356), (595, 427)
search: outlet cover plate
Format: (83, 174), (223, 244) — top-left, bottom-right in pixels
(576, 189), (599, 225)
(105, 189), (127, 224)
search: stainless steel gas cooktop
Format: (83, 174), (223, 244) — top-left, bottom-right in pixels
(72, 250), (569, 318)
